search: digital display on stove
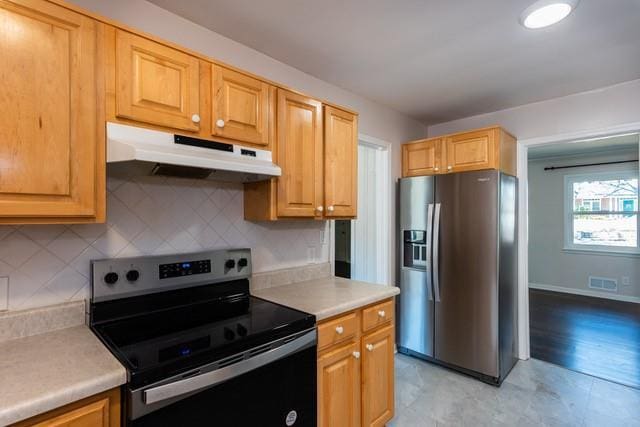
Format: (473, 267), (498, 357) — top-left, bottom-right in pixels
(159, 259), (211, 279)
(158, 335), (211, 362)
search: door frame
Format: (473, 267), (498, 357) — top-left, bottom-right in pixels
(516, 121), (640, 360)
(329, 133), (392, 286)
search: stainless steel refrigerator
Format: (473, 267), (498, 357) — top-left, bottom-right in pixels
(397, 169), (518, 385)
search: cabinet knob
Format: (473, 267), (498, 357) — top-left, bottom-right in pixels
(447, 165), (453, 171)
(191, 114), (201, 123)
(316, 206), (324, 212)
(327, 205), (335, 212)
(335, 326), (344, 335)
(216, 119), (225, 128)
(366, 344), (374, 352)
(353, 351), (361, 359)
(378, 310), (386, 318)
(434, 167), (439, 172)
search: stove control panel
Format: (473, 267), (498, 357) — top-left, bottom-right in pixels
(159, 259), (211, 279)
(91, 248), (252, 303)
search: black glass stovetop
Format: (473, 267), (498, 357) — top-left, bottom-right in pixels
(90, 281), (315, 388)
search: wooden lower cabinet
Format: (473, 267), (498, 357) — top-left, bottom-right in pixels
(362, 326), (395, 427)
(318, 341), (361, 427)
(12, 388), (120, 427)
(317, 299), (395, 427)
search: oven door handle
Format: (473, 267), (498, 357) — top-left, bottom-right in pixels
(143, 329), (316, 405)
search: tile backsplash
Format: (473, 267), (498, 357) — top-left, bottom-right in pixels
(0, 165), (329, 311)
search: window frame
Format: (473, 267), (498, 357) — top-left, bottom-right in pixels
(563, 170), (640, 255)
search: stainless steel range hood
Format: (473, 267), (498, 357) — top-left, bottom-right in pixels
(106, 122), (281, 182)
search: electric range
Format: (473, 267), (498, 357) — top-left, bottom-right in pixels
(89, 249), (317, 426)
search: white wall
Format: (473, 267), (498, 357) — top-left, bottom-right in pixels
(528, 150), (640, 300)
(428, 79), (640, 139)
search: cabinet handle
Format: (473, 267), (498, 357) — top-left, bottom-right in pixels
(316, 206), (324, 213)
(447, 165), (453, 171)
(335, 326), (344, 335)
(378, 310), (386, 318)
(353, 351), (361, 359)
(191, 114), (201, 123)
(216, 119), (225, 128)
(366, 344), (374, 352)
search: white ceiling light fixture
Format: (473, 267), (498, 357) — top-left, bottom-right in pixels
(520, 0), (579, 29)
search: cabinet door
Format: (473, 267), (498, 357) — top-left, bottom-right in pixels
(318, 341), (361, 427)
(0, 0), (104, 221)
(362, 325), (395, 427)
(402, 139), (441, 176)
(444, 129), (496, 173)
(115, 30), (200, 132)
(30, 398), (111, 427)
(276, 89), (323, 217)
(324, 106), (358, 218)
(212, 65), (271, 145)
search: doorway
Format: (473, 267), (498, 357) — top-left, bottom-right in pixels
(526, 132), (640, 389)
(333, 137), (390, 285)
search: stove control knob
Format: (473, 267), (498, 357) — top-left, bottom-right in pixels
(104, 272), (119, 285)
(237, 324), (248, 337)
(225, 259), (236, 269)
(224, 327), (235, 341)
(238, 258), (248, 268)
(126, 269), (140, 282)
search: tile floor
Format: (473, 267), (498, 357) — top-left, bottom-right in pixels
(390, 354), (640, 427)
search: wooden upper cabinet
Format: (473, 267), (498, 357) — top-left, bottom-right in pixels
(211, 65), (271, 146)
(0, 0), (105, 223)
(402, 138), (441, 177)
(318, 341), (361, 427)
(276, 89), (323, 218)
(324, 106), (358, 218)
(402, 127), (517, 177)
(444, 128), (496, 173)
(114, 30), (200, 132)
(361, 325), (395, 427)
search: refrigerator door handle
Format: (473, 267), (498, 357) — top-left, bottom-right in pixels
(433, 203), (441, 302)
(426, 203), (434, 301)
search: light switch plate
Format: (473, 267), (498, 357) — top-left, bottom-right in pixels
(0, 277), (8, 311)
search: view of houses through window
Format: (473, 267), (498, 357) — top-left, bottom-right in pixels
(566, 172), (639, 250)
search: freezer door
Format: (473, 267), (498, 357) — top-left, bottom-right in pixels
(434, 170), (499, 377)
(398, 177), (435, 358)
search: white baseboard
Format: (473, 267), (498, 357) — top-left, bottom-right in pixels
(529, 282), (640, 304)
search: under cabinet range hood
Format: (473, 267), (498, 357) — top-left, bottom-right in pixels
(106, 122), (281, 182)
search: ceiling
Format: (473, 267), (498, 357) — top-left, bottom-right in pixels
(148, 0), (640, 125)
(528, 133), (640, 159)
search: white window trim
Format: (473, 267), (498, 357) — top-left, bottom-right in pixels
(563, 170), (640, 255)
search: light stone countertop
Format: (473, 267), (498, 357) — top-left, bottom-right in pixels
(0, 325), (127, 426)
(253, 276), (400, 320)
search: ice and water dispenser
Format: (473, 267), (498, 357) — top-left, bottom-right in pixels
(403, 230), (427, 270)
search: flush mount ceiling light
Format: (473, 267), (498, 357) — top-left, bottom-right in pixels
(520, 0), (579, 29)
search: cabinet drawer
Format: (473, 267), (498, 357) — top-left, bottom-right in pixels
(318, 312), (358, 351)
(362, 300), (394, 332)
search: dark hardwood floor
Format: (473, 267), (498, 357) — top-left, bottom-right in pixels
(529, 289), (640, 389)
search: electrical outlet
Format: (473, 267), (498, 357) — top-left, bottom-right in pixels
(320, 229), (327, 245)
(0, 277), (8, 311)
(621, 276), (631, 286)
(307, 247), (316, 263)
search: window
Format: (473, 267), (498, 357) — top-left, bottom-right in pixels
(564, 171), (639, 254)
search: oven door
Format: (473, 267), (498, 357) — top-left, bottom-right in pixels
(128, 329), (317, 427)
